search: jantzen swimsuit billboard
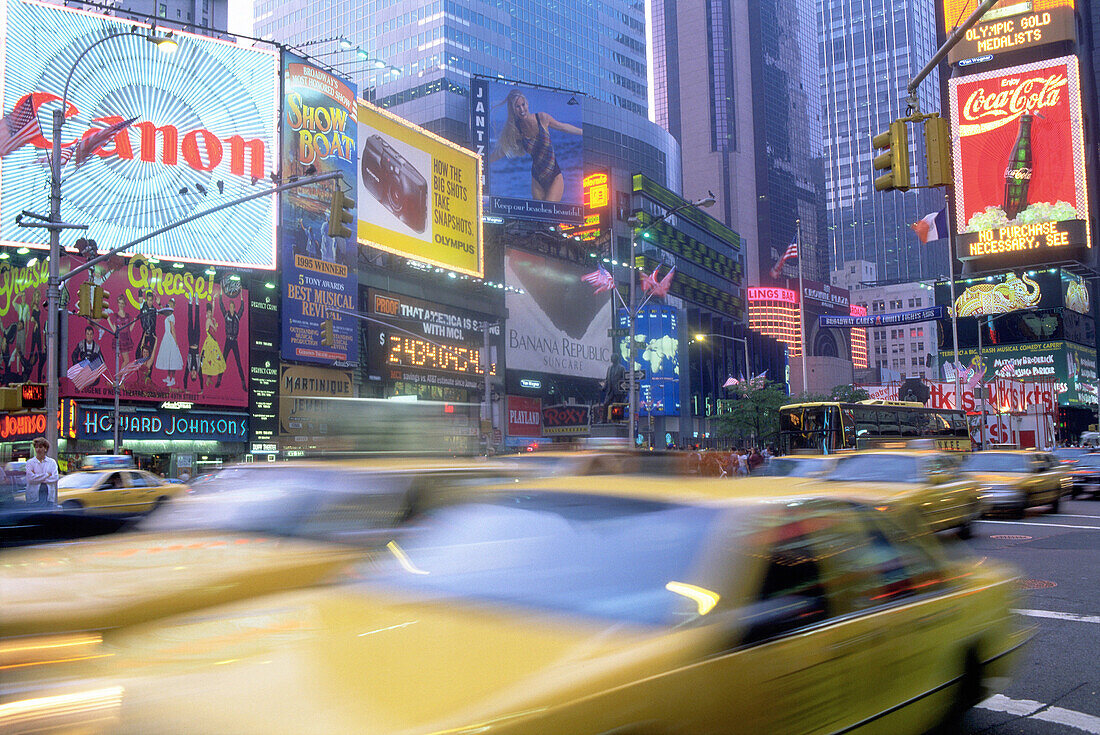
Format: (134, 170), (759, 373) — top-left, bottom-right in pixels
(357, 101), (483, 277)
(63, 254), (249, 408)
(471, 79), (584, 224)
(0, 0), (279, 268)
(280, 55), (358, 366)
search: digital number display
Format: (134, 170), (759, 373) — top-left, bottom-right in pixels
(385, 335), (497, 376)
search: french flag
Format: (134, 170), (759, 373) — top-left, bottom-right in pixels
(911, 208), (947, 244)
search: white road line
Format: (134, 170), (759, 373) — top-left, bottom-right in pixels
(1013, 608), (1100, 624)
(978, 695), (1100, 734)
(978, 519), (1100, 530)
(1049, 514), (1100, 519)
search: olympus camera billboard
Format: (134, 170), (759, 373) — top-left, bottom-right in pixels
(357, 102), (482, 277)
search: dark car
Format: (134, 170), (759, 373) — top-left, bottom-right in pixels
(1053, 447), (1091, 468)
(1066, 452), (1100, 499)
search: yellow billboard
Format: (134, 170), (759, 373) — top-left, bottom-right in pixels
(357, 102), (483, 277)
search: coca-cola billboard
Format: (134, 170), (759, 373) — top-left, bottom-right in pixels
(949, 57), (1090, 266)
(0, 0), (279, 268)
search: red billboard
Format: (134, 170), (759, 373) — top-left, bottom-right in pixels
(506, 395), (542, 437)
(63, 255), (249, 407)
(949, 56), (1090, 262)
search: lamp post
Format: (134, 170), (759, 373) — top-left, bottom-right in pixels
(626, 192), (716, 446)
(692, 333), (751, 384)
(43, 26), (177, 461)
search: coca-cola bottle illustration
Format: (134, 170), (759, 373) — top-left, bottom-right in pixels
(1003, 112), (1033, 219)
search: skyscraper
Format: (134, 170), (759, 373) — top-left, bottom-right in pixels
(50, 0), (228, 35)
(819, 0), (947, 283)
(650, 0), (827, 286)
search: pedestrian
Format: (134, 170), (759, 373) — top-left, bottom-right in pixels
(748, 447), (764, 473)
(25, 436), (59, 507)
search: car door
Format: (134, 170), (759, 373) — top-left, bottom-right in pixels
(86, 472), (130, 515)
(921, 454), (975, 530)
(1038, 453), (1066, 505)
(122, 471), (160, 514)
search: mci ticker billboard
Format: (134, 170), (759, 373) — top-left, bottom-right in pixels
(0, 0), (279, 268)
(280, 55), (358, 366)
(471, 79), (584, 224)
(357, 101), (483, 277)
(949, 56), (1090, 268)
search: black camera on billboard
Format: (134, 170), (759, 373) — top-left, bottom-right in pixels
(361, 134), (428, 233)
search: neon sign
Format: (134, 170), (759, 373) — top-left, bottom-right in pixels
(385, 335), (497, 377)
(747, 286), (798, 304)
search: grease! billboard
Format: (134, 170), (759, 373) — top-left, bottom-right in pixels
(0, 0), (279, 267)
(949, 57), (1090, 264)
(280, 55), (358, 365)
(63, 255), (249, 407)
(357, 102), (482, 277)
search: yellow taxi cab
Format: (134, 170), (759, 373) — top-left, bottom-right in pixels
(957, 449), (1069, 517)
(2, 476), (1031, 735)
(754, 450), (983, 538)
(57, 464), (188, 516)
(0, 458), (515, 639)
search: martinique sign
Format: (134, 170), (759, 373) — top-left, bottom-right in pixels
(0, 0), (280, 268)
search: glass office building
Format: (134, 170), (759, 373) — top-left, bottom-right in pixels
(819, 0), (948, 283)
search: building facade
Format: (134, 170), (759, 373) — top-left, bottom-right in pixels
(51, 0), (228, 34)
(819, 0), (948, 283)
(651, 0), (828, 286)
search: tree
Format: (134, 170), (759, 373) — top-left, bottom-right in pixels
(712, 380), (789, 447)
(829, 384), (871, 403)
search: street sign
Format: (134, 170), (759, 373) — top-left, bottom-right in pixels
(631, 369), (646, 380)
(608, 327), (629, 338)
(617, 381), (636, 392)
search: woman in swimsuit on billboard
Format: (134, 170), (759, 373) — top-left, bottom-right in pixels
(489, 89), (582, 202)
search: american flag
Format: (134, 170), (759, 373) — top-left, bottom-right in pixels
(580, 264), (615, 294)
(115, 356), (149, 383)
(67, 355), (107, 390)
(57, 117), (138, 168)
(0, 96), (43, 157)
(770, 237), (799, 280)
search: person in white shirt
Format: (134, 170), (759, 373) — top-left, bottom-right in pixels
(24, 436), (59, 506)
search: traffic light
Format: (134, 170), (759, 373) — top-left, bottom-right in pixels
(92, 286), (109, 319)
(321, 316), (335, 347)
(872, 120), (910, 192)
(924, 115), (953, 188)
(327, 189), (356, 239)
(607, 403), (627, 423)
(77, 282), (94, 317)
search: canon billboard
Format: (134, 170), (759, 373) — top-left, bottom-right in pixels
(949, 56), (1090, 268)
(0, 0), (279, 268)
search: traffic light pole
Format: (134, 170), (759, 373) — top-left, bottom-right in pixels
(905, 0), (999, 111)
(33, 171), (343, 461)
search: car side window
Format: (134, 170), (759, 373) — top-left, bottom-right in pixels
(124, 472), (149, 488)
(100, 472), (123, 489)
(854, 509), (945, 604)
(742, 521), (830, 645)
(140, 471), (163, 486)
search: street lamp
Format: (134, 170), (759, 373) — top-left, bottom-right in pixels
(43, 26), (177, 461)
(693, 333), (752, 385)
(625, 191), (716, 446)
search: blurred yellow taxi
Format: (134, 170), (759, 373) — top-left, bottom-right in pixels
(958, 450), (1070, 517)
(56, 468), (188, 516)
(0, 459), (513, 639)
(757, 450), (983, 538)
(3, 477), (1030, 735)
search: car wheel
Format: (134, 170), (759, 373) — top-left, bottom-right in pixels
(1050, 494), (1061, 514)
(1008, 502), (1026, 520)
(61, 500), (82, 511)
(932, 650), (983, 734)
(957, 518), (973, 540)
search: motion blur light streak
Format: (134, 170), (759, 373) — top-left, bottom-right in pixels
(0, 686), (123, 733)
(0, 633), (105, 670)
(357, 621), (419, 637)
(387, 540), (429, 575)
(664, 581), (719, 615)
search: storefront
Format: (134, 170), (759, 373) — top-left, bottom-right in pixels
(71, 404), (249, 478)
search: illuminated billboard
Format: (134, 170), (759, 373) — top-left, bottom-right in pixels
(949, 57), (1090, 264)
(280, 55), (358, 366)
(471, 79), (584, 224)
(357, 101), (483, 277)
(63, 254), (249, 407)
(0, 0), (279, 268)
(505, 248), (612, 380)
(617, 304), (680, 416)
(942, 0), (1076, 65)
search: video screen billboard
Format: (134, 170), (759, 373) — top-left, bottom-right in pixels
(471, 79), (584, 224)
(0, 0), (279, 268)
(280, 55), (358, 365)
(617, 304), (680, 416)
(505, 248), (612, 380)
(942, 0), (1076, 65)
(949, 57), (1090, 264)
(63, 254), (248, 407)
(357, 102), (482, 277)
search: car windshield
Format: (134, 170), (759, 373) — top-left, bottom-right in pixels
(961, 453), (1032, 473)
(758, 458), (832, 477)
(57, 473), (106, 489)
(1054, 448), (1089, 461)
(823, 454), (922, 483)
(1075, 454), (1100, 468)
(365, 491), (722, 627)
(137, 468), (400, 538)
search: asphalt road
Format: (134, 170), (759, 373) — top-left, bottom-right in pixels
(961, 499), (1100, 734)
